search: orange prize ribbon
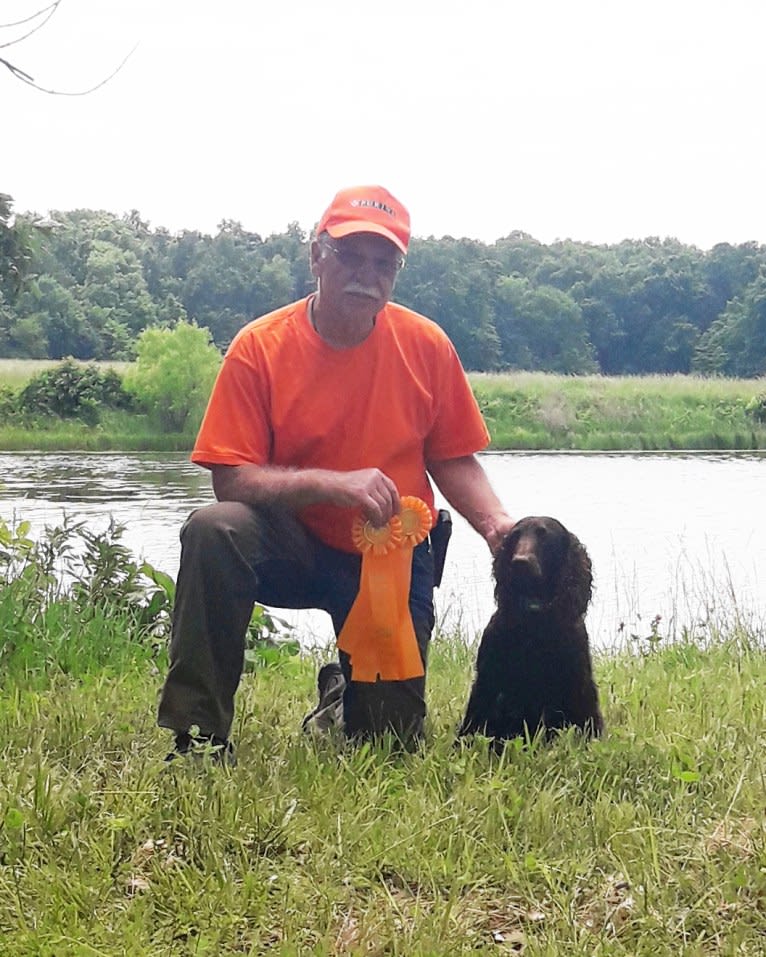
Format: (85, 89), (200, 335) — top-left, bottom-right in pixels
(337, 496), (433, 682)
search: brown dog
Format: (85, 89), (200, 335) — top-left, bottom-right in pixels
(458, 516), (603, 745)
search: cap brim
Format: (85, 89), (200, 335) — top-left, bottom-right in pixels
(326, 221), (407, 256)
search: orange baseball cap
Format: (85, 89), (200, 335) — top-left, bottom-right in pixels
(316, 185), (410, 255)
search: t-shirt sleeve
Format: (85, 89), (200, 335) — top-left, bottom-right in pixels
(191, 346), (272, 468)
(423, 335), (491, 462)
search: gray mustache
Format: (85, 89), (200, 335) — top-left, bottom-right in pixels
(343, 283), (379, 298)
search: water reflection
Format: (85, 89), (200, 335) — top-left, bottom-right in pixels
(1, 450), (764, 650)
(5, 452), (211, 502)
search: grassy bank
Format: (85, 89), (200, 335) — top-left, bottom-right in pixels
(1, 625), (765, 954)
(0, 358), (131, 390)
(0, 360), (194, 452)
(2, 362), (766, 453)
(471, 373), (766, 451)
(0, 416), (194, 452)
(1, 522), (765, 954)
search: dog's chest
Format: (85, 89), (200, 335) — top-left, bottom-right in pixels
(483, 620), (571, 699)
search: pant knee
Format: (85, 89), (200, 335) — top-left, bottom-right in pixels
(181, 501), (252, 545)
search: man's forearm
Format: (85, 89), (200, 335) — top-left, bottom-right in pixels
(210, 463), (401, 527)
(427, 454), (515, 553)
(212, 463), (331, 510)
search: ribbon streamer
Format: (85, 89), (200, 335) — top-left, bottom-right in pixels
(337, 496), (433, 682)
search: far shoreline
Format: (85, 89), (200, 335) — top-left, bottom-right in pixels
(1, 369), (765, 453)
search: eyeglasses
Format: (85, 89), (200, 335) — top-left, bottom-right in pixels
(323, 240), (405, 279)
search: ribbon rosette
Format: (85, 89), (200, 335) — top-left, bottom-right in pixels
(337, 496), (433, 682)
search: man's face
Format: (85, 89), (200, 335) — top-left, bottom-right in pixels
(311, 232), (404, 320)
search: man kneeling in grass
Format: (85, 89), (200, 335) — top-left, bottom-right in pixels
(157, 185), (514, 761)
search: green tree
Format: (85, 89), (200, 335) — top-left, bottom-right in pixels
(82, 240), (158, 337)
(495, 277), (597, 373)
(396, 238), (501, 369)
(0, 193), (36, 336)
(6, 199), (766, 373)
(493, 276), (535, 368)
(14, 274), (97, 357)
(703, 242), (765, 316)
(0, 312), (47, 357)
(124, 321), (221, 432)
(180, 223), (298, 348)
(262, 221), (313, 296)
(692, 272), (766, 377)
(1, 194), (30, 299)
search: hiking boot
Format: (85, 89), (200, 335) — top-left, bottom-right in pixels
(302, 661), (345, 734)
(164, 732), (236, 766)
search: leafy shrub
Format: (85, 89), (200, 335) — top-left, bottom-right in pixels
(124, 321), (221, 433)
(0, 515), (174, 674)
(744, 392), (766, 423)
(244, 605), (300, 673)
(0, 385), (18, 418)
(17, 359), (133, 423)
(0, 516), (294, 680)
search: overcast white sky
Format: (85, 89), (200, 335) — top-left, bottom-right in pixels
(3, 0), (765, 249)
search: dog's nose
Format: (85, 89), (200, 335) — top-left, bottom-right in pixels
(511, 554), (543, 579)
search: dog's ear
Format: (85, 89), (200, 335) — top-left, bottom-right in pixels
(491, 530), (516, 605)
(553, 531), (593, 618)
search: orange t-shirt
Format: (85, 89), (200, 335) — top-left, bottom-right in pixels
(192, 297), (491, 552)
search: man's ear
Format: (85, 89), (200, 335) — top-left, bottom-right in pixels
(309, 239), (322, 278)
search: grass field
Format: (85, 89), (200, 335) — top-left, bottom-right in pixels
(0, 360), (194, 451)
(2, 361), (765, 452)
(1, 628), (764, 955)
(0, 358), (131, 390)
(470, 372), (766, 451)
(1, 521), (765, 955)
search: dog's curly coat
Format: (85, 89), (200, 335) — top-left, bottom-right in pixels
(458, 516), (603, 744)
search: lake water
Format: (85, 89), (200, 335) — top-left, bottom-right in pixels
(1, 451), (765, 650)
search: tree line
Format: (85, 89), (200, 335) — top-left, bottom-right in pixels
(2, 199), (766, 376)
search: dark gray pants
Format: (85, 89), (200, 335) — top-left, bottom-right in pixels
(157, 501), (437, 742)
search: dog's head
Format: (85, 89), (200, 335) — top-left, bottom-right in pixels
(492, 516), (593, 618)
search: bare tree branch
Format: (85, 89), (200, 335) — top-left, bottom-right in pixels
(0, 1), (61, 49)
(0, 56), (35, 83)
(0, 0), (137, 95)
(1, 44), (137, 95)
